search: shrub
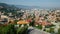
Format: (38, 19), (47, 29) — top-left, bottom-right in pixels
(45, 24), (55, 28)
(0, 24), (28, 34)
(0, 24), (16, 34)
(14, 20), (19, 24)
(35, 25), (42, 29)
(49, 28), (54, 33)
(17, 26), (28, 34)
(29, 20), (35, 26)
(57, 28), (60, 34)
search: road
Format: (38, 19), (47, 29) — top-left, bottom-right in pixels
(27, 26), (50, 34)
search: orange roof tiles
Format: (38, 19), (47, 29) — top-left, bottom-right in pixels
(17, 20), (29, 24)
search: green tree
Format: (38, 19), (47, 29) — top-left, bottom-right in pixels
(58, 28), (60, 34)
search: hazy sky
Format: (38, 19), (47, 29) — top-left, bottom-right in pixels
(0, 0), (60, 8)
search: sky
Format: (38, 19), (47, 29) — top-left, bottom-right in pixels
(0, 0), (60, 8)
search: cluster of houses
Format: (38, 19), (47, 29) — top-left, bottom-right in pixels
(16, 9), (60, 32)
(0, 9), (60, 33)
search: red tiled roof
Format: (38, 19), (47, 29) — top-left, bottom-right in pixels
(17, 20), (29, 24)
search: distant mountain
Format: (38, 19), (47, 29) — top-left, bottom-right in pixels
(0, 3), (18, 9)
(0, 3), (9, 7)
(15, 5), (55, 9)
(15, 5), (60, 9)
(15, 5), (41, 9)
(0, 3), (53, 9)
(0, 3), (59, 9)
